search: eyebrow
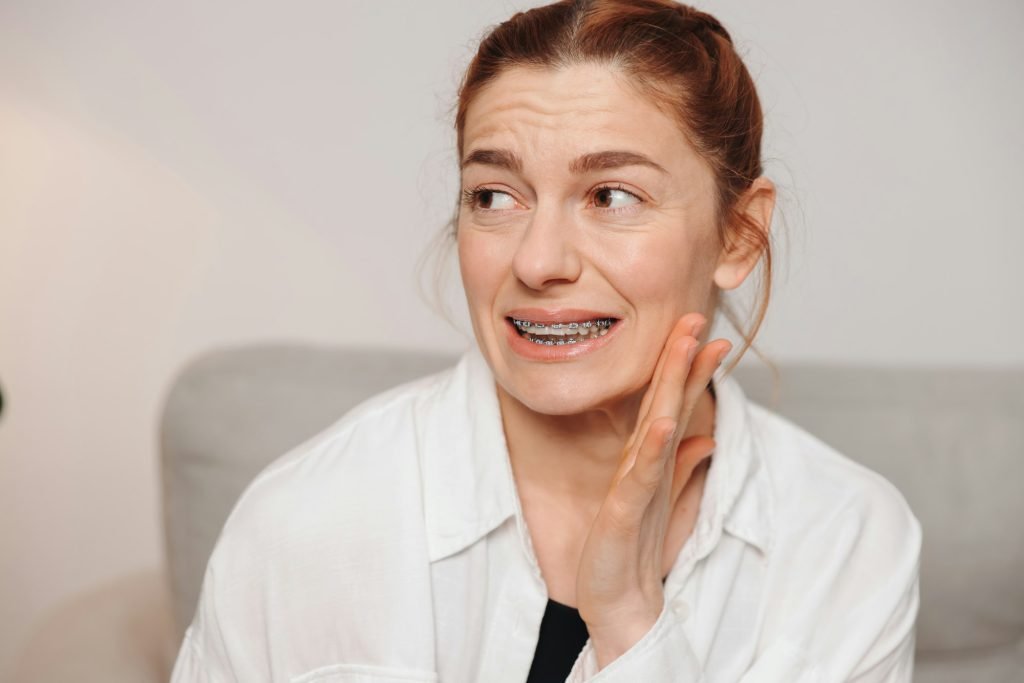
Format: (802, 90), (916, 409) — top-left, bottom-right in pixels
(461, 148), (523, 173)
(460, 148), (668, 175)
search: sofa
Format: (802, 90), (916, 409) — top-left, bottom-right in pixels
(11, 344), (1024, 682)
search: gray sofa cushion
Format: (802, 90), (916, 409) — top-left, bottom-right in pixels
(159, 345), (1024, 680)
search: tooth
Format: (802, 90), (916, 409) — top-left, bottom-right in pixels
(518, 317), (617, 338)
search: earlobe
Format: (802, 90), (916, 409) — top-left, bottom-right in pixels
(712, 177), (776, 291)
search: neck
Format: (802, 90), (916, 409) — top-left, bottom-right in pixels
(498, 380), (718, 509)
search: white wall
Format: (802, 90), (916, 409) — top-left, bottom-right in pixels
(1, 0), (1021, 676)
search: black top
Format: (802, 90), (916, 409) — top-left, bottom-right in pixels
(525, 597), (590, 683)
(526, 576), (671, 682)
(525, 382), (715, 681)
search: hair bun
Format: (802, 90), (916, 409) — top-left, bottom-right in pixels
(678, 5), (734, 44)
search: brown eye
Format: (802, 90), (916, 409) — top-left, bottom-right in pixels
(594, 186), (640, 210)
(468, 189), (517, 210)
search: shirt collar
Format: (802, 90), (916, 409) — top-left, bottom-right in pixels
(702, 363), (774, 556)
(421, 345), (772, 564)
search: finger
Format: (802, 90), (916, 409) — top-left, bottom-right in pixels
(669, 435), (716, 506)
(622, 315), (704, 471)
(676, 339), (731, 431)
(656, 341), (727, 509)
(628, 337), (728, 491)
(625, 315), (704, 454)
(623, 335), (692, 473)
(613, 416), (677, 521)
(635, 315), (705, 428)
(643, 334), (700, 438)
(624, 348), (672, 456)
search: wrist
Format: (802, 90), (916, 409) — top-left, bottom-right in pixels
(587, 606), (662, 669)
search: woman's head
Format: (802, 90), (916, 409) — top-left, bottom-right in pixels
(453, 0), (775, 416)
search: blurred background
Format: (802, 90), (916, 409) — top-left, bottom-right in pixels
(1, 0), (1021, 680)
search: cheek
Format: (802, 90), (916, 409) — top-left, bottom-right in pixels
(457, 232), (505, 306)
(592, 234), (703, 306)
(638, 257), (697, 301)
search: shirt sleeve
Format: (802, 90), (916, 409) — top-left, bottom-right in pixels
(168, 562), (246, 683)
(565, 599), (702, 682)
(166, 408), (441, 683)
(565, 492), (922, 682)
(169, 627), (225, 683)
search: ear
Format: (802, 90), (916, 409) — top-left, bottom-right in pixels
(713, 176), (776, 291)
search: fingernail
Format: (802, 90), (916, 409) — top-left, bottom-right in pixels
(691, 319), (705, 337)
(717, 345), (731, 364)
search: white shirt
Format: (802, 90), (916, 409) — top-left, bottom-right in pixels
(171, 345), (922, 683)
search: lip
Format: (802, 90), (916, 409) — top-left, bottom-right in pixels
(503, 310), (623, 361)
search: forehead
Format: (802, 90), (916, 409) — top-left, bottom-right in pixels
(461, 63), (694, 167)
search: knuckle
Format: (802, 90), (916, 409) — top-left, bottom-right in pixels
(602, 498), (640, 536)
(631, 462), (663, 491)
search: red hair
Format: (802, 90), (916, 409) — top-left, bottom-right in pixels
(453, 0), (775, 376)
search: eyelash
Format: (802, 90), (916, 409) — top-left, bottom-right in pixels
(460, 184), (642, 215)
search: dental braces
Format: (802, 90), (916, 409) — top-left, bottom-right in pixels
(512, 318), (615, 330)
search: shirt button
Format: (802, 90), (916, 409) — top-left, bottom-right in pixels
(671, 597), (690, 620)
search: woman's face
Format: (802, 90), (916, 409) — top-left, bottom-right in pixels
(457, 63), (733, 417)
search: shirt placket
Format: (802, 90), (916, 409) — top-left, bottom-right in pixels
(474, 515), (550, 683)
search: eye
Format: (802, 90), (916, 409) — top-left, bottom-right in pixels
(463, 188), (519, 211)
(593, 186), (641, 210)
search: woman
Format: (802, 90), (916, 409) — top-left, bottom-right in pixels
(172, 1), (921, 681)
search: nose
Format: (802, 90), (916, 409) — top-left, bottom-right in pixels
(511, 201), (582, 290)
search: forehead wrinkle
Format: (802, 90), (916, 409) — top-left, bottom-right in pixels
(460, 65), (706, 193)
(462, 73), (615, 152)
(465, 101), (610, 147)
(485, 74), (613, 116)
(461, 114), (620, 182)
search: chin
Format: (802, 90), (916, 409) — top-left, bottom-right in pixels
(515, 392), (595, 417)
(499, 371), (635, 417)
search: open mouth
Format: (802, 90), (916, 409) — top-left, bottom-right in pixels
(508, 316), (619, 346)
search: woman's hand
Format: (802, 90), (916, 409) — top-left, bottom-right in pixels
(575, 313), (731, 669)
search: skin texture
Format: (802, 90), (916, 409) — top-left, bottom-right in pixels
(456, 62), (775, 669)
